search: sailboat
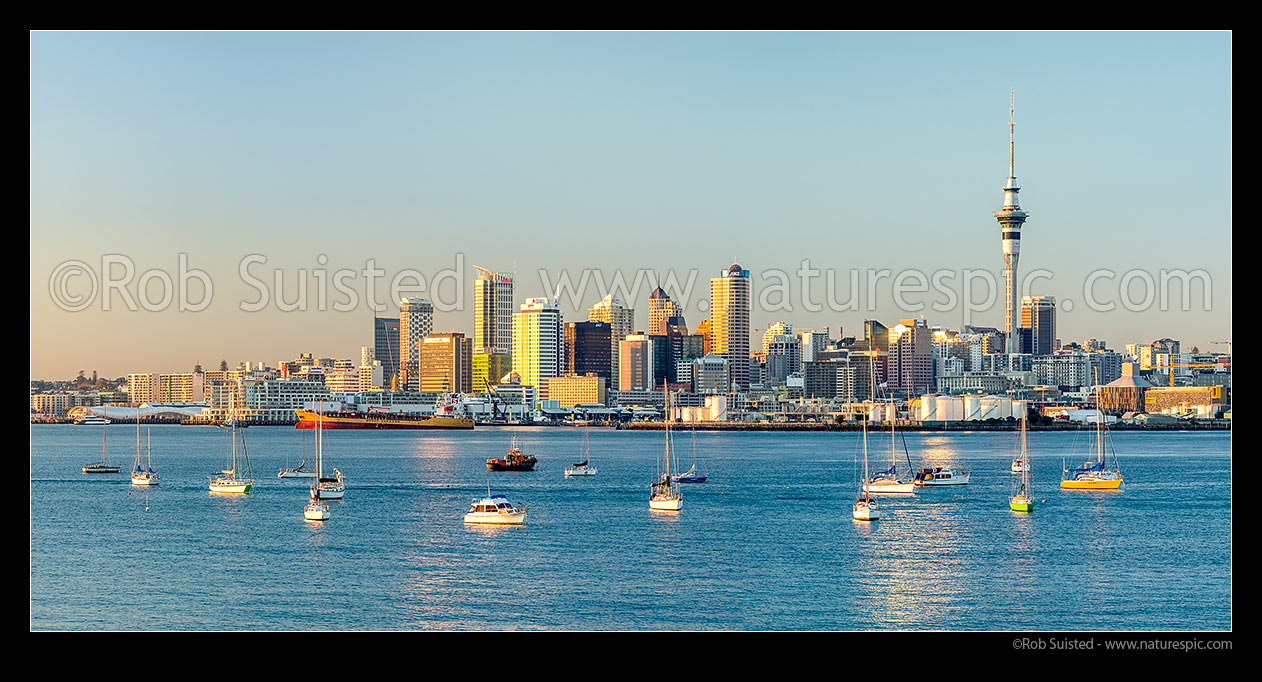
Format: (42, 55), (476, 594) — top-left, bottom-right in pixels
(1061, 370), (1123, 491)
(565, 425), (597, 477)
(209, 420), (254, 494)
(279, 429), (316, 478)
(210, 381), (254, 494)
(311, 404), (345, 500)
(1009, 410), (1033, 512)
(130, 407), (159, 486)
(864, 357), (915, 494)
(853, 402), (880, 521)
(675, 425), (707, 483)
(304, 494), (330, 521)
(649, 384), (683, 511)
(82, 410), (121, 474)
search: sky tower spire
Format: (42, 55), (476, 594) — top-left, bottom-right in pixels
(994, 90), (1029, 354)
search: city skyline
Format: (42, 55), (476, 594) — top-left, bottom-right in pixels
(30, 31), (1231, 378)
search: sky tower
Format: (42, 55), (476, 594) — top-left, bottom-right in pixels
(994, 90), (1028, 354)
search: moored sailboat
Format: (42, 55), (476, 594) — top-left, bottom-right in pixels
(130, 409), (159, 486)
(649, 384), (683, 511)
(279, 429), (316, 479)
(311, 404), (345, 500)
(1009, 410), (1033, 512)
(853, 402), (880, 521)
(1061, 371), (1123, 491)
(210, 382), (254, 494)
(82, 411), (121, 474)
(564, 426), (597, 477)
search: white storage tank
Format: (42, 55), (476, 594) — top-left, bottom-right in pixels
(964, 395), (982, 421)
(920, 395), (937, 421)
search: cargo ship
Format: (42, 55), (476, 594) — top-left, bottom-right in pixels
(295, 405), (474, 430)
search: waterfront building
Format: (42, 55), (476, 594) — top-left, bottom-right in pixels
(544, 374), (608, 408)
(512, 297), (564, 397)
(419, 332), (473, 394)
(373, 317), (401, 387)
(588, 294), (635, 390)
(710, 263), (751, 390)
(399, 298), (434, 391)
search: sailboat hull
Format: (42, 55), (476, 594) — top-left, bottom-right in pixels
(279, 471), (316, 479)
(852, 502), (880, 521)
(209, 481), (252, 494)
(564, 467), (597, 477)
(82, 465), (120, 474)
(649, 497), (683, 511)
(1009, 495), (1034, 512)
(130, 475), (159, 486)
(1060, 477), (1122, 490)
(863, 481), (916, 494)
(305, 503), (330, 521)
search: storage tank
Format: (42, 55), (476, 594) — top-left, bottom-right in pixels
(964, 395), (982, 421)
(920, 395), (937, 421)
(1012, 400), (1028, 421)
(998, 398), (1013, 419)
(979, 397), (999, 421)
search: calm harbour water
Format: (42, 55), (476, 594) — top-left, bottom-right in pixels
(30, 424), (1231, 630)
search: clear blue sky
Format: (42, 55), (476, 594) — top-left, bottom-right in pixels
(30, 31), (1231, 379)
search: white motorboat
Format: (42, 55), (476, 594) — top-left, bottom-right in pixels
(463, 493), (527, 525)
(913, 467), (971, 487)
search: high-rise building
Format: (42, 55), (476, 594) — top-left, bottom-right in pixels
(619, 332), (655, 391)
(474, 266), (514, 355)
(565, 321), (612, 380)
(993, 91), (1030, 354)
(512, 297), (564, 396)
(709, 263), (751, 390)
(419, 332), (473, 394)
(647, 286), (682, 336)
(649, 318), (704, 385)
(1020, 296), (1057, 355)
(373, 317), (401, 389)
(888, 319), (933, 395)
(694, 319), (712, 355)
(692, 353), (731, 395)
(863, 320), (889, 353)
(587, 294), (634, 390)
(399, 298), (434, 391)
(471, 353), (513, 393)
